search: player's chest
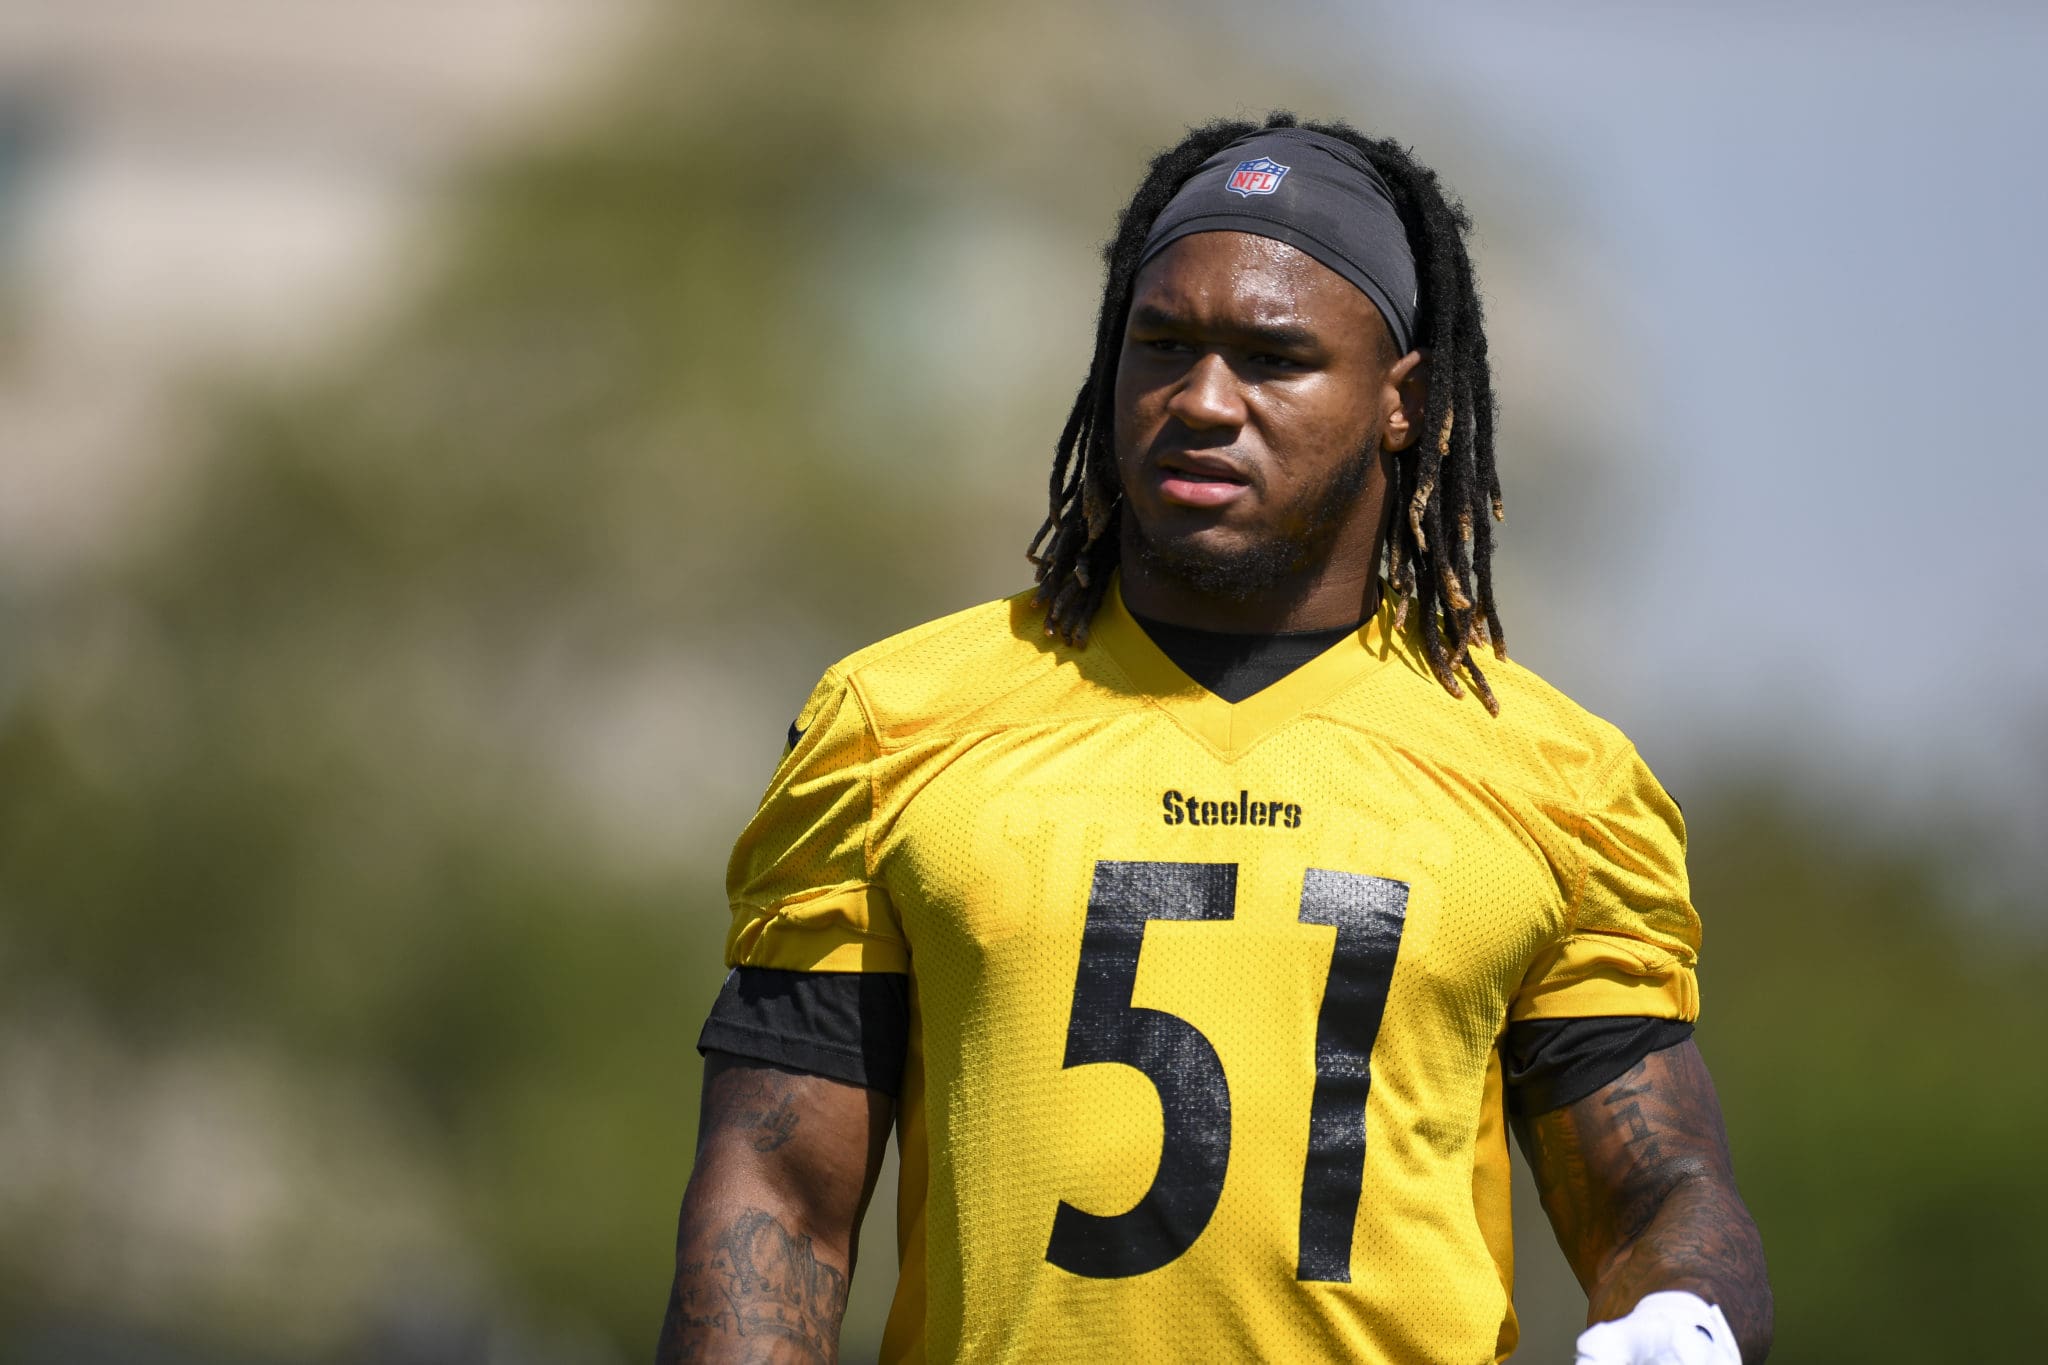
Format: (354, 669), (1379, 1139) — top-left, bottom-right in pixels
(872, 721), (1563, 1015)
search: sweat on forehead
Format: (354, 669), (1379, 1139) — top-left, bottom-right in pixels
(1136, 127), (1420, 355)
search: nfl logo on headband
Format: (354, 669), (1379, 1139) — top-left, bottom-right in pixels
(1225, 156), (1289, 197)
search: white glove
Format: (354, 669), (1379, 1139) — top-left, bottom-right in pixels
(1574, 1291), (1741, 1365)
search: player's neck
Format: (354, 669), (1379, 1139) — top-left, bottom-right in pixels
(1119, 519), (1387, 634)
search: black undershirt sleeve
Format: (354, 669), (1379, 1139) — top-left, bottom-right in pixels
(697, 967), (911, 1096)
(1502, 1016), (1695, 1118)
(699, 976), (1684, 1117)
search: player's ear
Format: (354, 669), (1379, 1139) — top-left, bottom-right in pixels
(1379, 349), (1427, 453)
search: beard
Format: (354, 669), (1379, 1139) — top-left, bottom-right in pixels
(1125, 444), (1377, 604)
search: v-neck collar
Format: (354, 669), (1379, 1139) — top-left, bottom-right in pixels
(1091, 577), (1399, 758)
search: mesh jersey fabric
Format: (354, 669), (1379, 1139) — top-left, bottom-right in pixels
(721, 582), (1700, 1365)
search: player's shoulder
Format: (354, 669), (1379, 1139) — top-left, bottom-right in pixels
(1352, 624), (1646, 809)
(812, 589), (1130, 748)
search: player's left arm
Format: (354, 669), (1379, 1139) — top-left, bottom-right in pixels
(1511, 1038), (1773, 1362)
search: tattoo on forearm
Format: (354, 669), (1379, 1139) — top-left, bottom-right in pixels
(1597, 1180), (1768, 1355)
(1513, 1041), (1773, 1362)
(660, 1059), (884, 1363)
(662, 1207), (849, 1363)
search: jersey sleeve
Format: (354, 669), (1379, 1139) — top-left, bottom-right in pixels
(1510, 742), (1701, 1023)
(722, 668), (909, 973)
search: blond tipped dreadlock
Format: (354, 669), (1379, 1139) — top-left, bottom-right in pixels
(1026, 113), (1509, 714)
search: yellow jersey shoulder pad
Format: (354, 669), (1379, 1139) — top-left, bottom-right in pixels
(830, 590), (1146, 750)
(1340, 622), (1650, 813)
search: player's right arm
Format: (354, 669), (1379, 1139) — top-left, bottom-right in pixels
(657, 1051), (893, 1364)
(662, 666), (905, 1360)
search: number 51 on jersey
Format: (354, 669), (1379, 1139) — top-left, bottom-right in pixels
(1045, 860), (1409, 1284)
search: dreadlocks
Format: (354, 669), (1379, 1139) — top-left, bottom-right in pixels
(1026, 112), (1508, 714)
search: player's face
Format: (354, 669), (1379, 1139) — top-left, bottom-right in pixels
(1112, 231), (1420, 619)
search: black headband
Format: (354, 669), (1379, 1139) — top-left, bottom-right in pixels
(1136, 127), (1419, 354)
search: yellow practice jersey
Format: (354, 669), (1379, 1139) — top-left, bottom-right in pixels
(723, 583), (1700, 1364)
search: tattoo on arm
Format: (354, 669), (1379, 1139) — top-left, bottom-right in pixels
(1598, 1064), (1661, 1167)
(663, 1207), (850, 1363)
(658, 1056), (889, 1363)
(1512, 1041), (1774, 1362)
(706, 1071), (803, 1153)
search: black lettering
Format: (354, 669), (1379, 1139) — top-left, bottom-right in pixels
(1152, 791), (1303, 829)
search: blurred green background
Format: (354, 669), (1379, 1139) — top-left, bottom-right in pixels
(1, 2), (2042, 1361)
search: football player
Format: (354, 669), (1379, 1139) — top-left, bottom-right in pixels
(658, 115), (1772, 1363)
